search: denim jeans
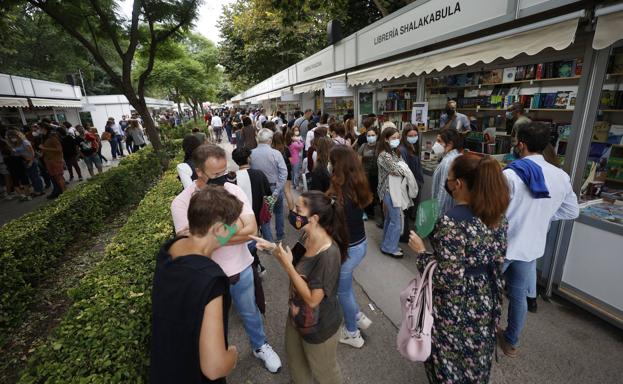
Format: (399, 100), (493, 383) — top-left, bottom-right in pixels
(26, 162), (44, 193)
(381, 193), (401, 254)
(338, 239), (367, 332)
(225, 124), (232, 143)
(503, 259), (536, 347)
(230, 265), (267, 350)
(261, 191), (284, 241)
(291, 161), (302, 188)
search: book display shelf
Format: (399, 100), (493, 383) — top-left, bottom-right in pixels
(376, 83), (418, 130)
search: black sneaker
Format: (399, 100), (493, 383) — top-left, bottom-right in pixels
(527, 297), (538, 313)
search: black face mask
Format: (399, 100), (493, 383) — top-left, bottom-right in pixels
(444, 180), (454, 197)
(445, 108), (456, 116)
(208, 174), (228, 186)
(288, 210), (309, 230)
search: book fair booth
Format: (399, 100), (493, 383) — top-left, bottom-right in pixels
(230, 0), (623, 328)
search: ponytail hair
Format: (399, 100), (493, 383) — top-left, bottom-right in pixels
(451, 155), (509, 228)
(301, 191), (349, 263)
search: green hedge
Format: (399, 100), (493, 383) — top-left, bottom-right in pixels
(18, 164), (182, 383)
(0, 148), (162, 343)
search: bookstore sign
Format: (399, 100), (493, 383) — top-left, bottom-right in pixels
(357, 0), (512, 64)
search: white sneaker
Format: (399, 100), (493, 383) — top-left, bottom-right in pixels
(357, 312), (372, 330)
(339, 325), (364, 348)
(253, 343), (282, 373)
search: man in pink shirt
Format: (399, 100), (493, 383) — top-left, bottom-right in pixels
(171, 144), (282, 373)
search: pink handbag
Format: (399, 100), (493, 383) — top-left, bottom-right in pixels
(397, 260), (436, 362)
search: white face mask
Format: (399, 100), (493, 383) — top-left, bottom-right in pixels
(432, 142), (445, 155)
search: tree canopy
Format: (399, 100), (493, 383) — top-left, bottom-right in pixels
(217, 0), (414, 90)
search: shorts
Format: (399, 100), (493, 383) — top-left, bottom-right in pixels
(83, 154), (103, 170)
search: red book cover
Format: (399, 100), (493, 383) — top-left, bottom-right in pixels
(574, 58), (583, 76)
(536, 63), (544, 79)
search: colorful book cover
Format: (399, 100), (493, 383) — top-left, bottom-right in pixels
(545, 62), (555, 78)
(489, 69), (503, 84)
(515, 66), (526, 81)
(567, 91), (577, 110)
(555, 91), (570, 109)
(503, 67), (517, 83)
(544, 93), (557, 108)
(574, 58), (583, 76)
(455, 74), (468, 87)
(556, 61), (574, 78)
(600, 90), (616, 109)
(536, 63), (544, 79)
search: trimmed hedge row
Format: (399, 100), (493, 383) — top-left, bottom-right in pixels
(0, 148), (162, 343)
(18, 164), (182, 383)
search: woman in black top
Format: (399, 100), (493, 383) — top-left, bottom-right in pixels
(151, 185), (240, 383)
(309, 137), (332, 193)
(59, 127), (82, 181)
(251, 191), (347, 384)
(398, 123), (424, 242)
(327, 146), (374, 348)
(271, 131), (294, 209)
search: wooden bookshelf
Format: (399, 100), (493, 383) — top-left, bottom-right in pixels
(600, 109), (623, 112)
(426, 76), (581, 90)
(382, 110), (412, 113)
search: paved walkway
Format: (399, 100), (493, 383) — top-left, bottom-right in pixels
(0, 142), (121, 227)
(218, 142), (623, 384)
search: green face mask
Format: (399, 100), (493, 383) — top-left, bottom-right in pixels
(216, 223), (238, 246)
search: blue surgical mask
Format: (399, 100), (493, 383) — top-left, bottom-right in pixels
(506, 111), (513, 120)
(367, 135), (377, 144)
(389, 139), (400, 149)
(407, 136), (419, 145)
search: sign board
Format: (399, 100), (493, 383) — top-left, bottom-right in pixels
(31, 78), (79, 99)
(357, 0), (512, 64)
(518, 0), (580, 18)
(272, 69), (290, 89)
(325, 79), (353, 98)
(297, 47), (334, 83)
(0, 74), (13, 95)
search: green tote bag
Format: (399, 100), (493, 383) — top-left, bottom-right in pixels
(415, 199), (440, 238)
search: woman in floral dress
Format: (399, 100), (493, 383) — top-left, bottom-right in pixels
(409, 154), (510, 383)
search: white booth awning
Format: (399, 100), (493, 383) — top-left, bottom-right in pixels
(593, 5), (623, 50)
(348, 17), (580, 86)
(30, 98), (83, 108)
(293, 80), (326, 95)
(0, 97), (29, 108)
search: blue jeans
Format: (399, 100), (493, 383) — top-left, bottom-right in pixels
(261, 191), (284, 241)
(26, 162), (44, 193)
(503, 259), (536, 347)
(381, 193), (401, 254)
(291, 161), (302, 188)
(111, 135), (124, 158)
(225, 124), (232, 143)
(230, 265), (267, 350)
(338, 239), (367, 332)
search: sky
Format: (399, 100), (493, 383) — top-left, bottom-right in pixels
(119, 0), (235, 44)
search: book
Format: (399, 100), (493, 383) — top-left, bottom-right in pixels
(525, 64), (536, 80)
(503, 67), (517, 83)
(555, 91), (570, 109)
(536, 63), (544, 79)
(567, 91), (577, 110)
(600, 90), (616, 109)
(556, 61), (574, 77)
(446, 75), (457, 86)
(574, 58), (583, 76)
(489, 69), (503, 84)
(545, 62), (555, 78)
(515, 66), (526, 81)
(608, 54), (623, 74)
(455, 74), (468, 87)
(543, 92), (557, 108)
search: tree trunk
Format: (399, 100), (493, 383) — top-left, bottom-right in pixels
(130, 99), (167, 166)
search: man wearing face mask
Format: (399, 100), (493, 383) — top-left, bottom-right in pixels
(171, 144), (283, 374)
(251, 129), (288, 242)
(439, 100), (471, 133)
(431, 128), (463, 214)
(498, 123), (578, 358)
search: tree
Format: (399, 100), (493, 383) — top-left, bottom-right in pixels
(13, 0), (202, 153)
(0, 5), (122, 95)
(142, 33), (221, 121)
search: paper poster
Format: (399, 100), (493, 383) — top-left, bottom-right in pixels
(411, 102), (428, 128)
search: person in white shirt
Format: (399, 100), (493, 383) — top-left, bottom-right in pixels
(211, 114), (223, 143)
(498, 122), (579, 357)
(305, 113), (329, 152)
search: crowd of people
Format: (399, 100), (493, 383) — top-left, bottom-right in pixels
(0, 114), (148, 202)
(157, 104), (580, 383)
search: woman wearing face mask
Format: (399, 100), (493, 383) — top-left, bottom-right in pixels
(398, 124), (424, 242)
(431, 128), (463, 215)
(327, 146), (374, 348)
(377, 127), (410, 258)
(309, 137), (333, 193)
(251, 191), (347, 384)
(286, 128), (304, 190)
(358, 126), (379, 220)
(407, 155), (509, 384)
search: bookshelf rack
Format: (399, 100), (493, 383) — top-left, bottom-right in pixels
(426, 76), (581, 90)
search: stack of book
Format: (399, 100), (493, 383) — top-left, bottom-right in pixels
(599, 90), (623, 109)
